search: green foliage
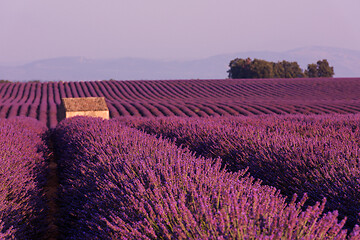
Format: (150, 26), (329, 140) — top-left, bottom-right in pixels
(228, 58), (333, 79)
(228, 58), (252, 79)
(273, 60), (305, 78)
(0, 79), (11, 83)
(251, 59), (274, 78)
(305, 63), (318, 78)
(305, 59), (334, 78)
(228, 58), (275, 78)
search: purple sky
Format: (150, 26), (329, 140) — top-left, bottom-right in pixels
(0, 0), (359, 64)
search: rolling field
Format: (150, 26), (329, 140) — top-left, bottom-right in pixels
(120, 114), (360, 230)
(2, 78), (360, 238)
(1, 78), (360, 127)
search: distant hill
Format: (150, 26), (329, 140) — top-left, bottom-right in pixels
(1, 46), (360, 81)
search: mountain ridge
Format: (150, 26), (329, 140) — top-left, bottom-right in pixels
(1, 46), (360, 81)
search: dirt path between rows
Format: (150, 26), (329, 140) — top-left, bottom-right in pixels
(43, 140), (59, 240)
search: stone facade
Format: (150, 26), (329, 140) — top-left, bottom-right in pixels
(58, 97), (109, 121)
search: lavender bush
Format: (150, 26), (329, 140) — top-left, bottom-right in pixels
(52, 116), (358, 239)
(118, 114), (360, 230)
(0, 117), (48, 239)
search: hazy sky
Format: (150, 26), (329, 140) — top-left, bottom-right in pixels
(0, 0), (359, 64)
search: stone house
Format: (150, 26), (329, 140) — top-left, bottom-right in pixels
(58, 97), (109, 121)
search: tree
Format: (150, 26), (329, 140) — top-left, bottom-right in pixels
(317, 59), (334, 77)
(304, 63), (318, 78)
(228, 58), (334, 79)
(250, 59), (274, 78)
(228, 58), (303, 79)
(228, 58), (253, 79)
(304, 59), (334, 78)
(228, 58), (274, 79)
(273, 61), (304, 78)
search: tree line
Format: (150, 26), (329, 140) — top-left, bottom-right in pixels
(228, 58), (334, 79)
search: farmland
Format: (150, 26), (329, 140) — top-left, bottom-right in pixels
(1, 78), (360, 239)
(1, 78), (360, 128)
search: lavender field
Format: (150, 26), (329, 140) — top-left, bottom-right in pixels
(1, 78), (360, 128)
(1, 78), (360, 239)
(0, 117), (48, 239)
(52, 117), (359, 239)
(120, 115), (360, 229)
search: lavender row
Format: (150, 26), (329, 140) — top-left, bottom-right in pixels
(52, 116), (357, 239)
(119, 114), (360, 230)
(0, 117), (48, 239)
(2, 79), (360, 127)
